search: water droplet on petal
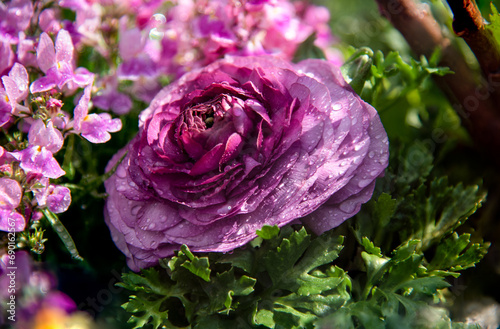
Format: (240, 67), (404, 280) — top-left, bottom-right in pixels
(358, 179), (372, 188)
(339, 201), (356, 213)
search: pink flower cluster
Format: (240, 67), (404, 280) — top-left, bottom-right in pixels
(0, 1), (122, 234)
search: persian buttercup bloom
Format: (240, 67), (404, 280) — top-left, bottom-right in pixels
(104, 56), (389, 271)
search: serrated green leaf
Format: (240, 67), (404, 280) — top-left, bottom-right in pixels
(429, 232), (489, 273)
(181, 256), (211, 282)
(262, 227), (311, 286)
(361, 237), (383, 257)
(399, 177), (485, 251)
(202, 268), (256, 313)
(257, 225), (280, 240)
(169, 245), (211, 282)
(123, 295), (173, 329)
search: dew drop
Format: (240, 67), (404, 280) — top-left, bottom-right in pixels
(339, 201), (356, 213)
(149, 28), (164, 40)
(352, 118), (358, 125)
(358, 179), (372, 188)
(332, 103), (342, 111)
(151, 13), (167, 24)
(354, 144), (362, 151)
(149, 223), (156, 230)
(368, 151), (375, 158)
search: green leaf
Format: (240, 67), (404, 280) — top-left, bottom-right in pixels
(262, 227), (311, 286)
(398, 177), (485, 250)
(169, 245), (211, 282)
(361, 237), (383, 257)
(256, 225), (280, 240)
(429, 232), (490, 273)
(201, 268), (256, 313)
(253, 309), (275, 328)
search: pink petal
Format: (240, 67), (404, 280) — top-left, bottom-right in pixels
(0, 210), (25, 232)
(36, 32), (56, 73)
(189, 143), (225, 176)
(55, 29), (74, 65)
(28, 120), (63, 153)
(73, 77), (94, 131)
(10, 146), (65, 179)
(0, 177), (22, 209)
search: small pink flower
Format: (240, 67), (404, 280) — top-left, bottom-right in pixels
(9, 120), (65, 179)
(80, 113), (122, 143)
(34, 184), (72, 214)
(30, 30), (93, 94)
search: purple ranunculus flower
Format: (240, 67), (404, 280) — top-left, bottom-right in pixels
(104, 56), (389, 271)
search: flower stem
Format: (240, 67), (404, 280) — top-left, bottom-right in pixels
(42, 209), (84, 261)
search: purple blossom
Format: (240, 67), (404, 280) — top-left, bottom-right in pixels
(104, 56), (389, 270)
(80, 113), (122, 143)
(30, 30), (93, 94)
(10, 146), (65, 179)
(9, 120), (65, 179)
(72, 77), (123, 143)
(0, 177), (25, 232)
(34, 183), (72, 214)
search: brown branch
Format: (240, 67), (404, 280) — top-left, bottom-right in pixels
(447, 0), (500, 77)
(375, 0), (500, 164)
